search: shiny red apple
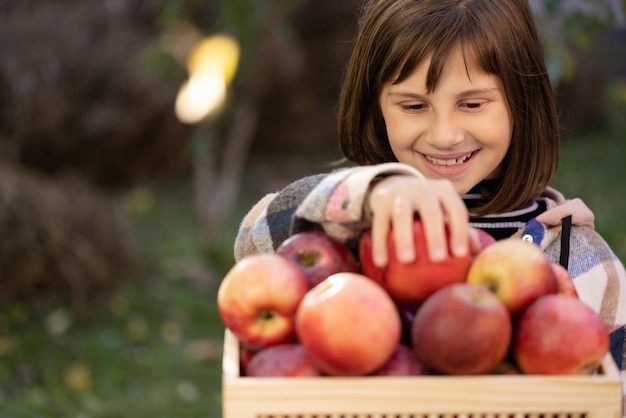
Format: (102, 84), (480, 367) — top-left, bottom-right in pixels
(551, 263), (579, 298)
(372, 344), (429, 376)
(359, 217), (472, 303)
(513, 294), (609, 375)
(470, 227), (497, 255)
(239, 345), (259, 373)
(411, 283), (512, 375)
(295, 272), (401, 376)
(246, 343), (321, 377)
(217, 253), (310, 350)
(277, 231), (360, 287)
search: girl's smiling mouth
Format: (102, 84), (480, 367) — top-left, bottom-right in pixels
(422, 150), (478, 167)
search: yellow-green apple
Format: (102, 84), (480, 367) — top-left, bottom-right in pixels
(551, 263), (579, 298)
(295, 272), (401, 376)
(359, 217), (472, 303)
(276, 231), (360, 287)
(217, 254), (310, 350)
(372, 344), (429, 376)
(245, 343), (321, 377)
(466, 239), (557, 317)
(411, 283), (512, 375)
(513, 294), (609, 375)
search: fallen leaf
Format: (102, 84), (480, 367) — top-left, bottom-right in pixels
(0, 335), (14, 356)
(185, 339), (221, 361)
(63, 362), (92, 393)
(160, 321), (182, 344)
(125, 316), (149, 343)
(176, 380), (199, 402)
(108, 294), (130, 318)
(45, 307), (73, 337)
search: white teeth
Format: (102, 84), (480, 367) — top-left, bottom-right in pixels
(425, 152), (473, 166)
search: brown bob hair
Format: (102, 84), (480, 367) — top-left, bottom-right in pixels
(338, 0), (559, 215)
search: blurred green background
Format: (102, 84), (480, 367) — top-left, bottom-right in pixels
(0, 1), (624, 417)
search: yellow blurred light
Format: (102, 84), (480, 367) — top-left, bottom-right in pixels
(187, 34), (240, 85)
(175, 33), (239, 124)
(175, 71), (226, 124)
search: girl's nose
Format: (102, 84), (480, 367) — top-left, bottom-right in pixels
(429, 113), (464, 149)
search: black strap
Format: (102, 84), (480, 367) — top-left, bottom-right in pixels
(559, 215), (573, 269)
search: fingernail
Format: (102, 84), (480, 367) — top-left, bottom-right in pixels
(398, 249), (415, 263)
(430, 248), (447, 262)
(374, 254), (387, 268)
(453, 244), (468, 257)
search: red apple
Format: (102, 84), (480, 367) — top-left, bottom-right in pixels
(395, 301), (420, 346)
(359, 217), (472, 303)
(470, 227), (496, 255)
(295, 272), (401, 376)
(246, 343), (321, 377)
(239, 345), (259, 374)
(277, 231), (360, 287)
(357, 229), (385, 287)
(217, 254), (310, 350)
(466, 239), (557, 317)
(372, 344), (429, 376)
(551, 263), (579, 298)
(411, 283), (512, 375)
(513, 294), (609, 375)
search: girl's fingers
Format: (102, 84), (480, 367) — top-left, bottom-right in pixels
(370, 204), (391, 268)
(368, 176), (469, 265)
(436, 181), (470, 258)
(414, 188), (447, 262)
(391, 195), (416, 263)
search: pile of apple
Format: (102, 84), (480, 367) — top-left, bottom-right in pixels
(217, 219), (610, 378)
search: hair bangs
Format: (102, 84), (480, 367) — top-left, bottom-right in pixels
(391, 8), (500, 93)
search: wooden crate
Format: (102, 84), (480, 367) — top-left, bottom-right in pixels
(222, 330), (623, 418)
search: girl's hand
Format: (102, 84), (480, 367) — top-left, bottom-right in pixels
(368, 175), (470, 267)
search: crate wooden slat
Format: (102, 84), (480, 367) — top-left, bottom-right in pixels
(222, 330), (623, 418)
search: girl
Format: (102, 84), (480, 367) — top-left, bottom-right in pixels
(234, 0), (626, 411)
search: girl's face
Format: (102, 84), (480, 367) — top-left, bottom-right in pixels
(379, 47), (513, 195)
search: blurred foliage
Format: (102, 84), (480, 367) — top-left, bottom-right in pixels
(0, 0), (194, 188)
(0, 164), (139, 315)
(554, 130), (626, 261)
(531, 0), (623, 84)
(0, 178), (228, 417)
(144, 0), (305, 82)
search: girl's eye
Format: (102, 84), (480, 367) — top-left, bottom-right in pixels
(401, 103), (426, 112)
(461, 102), (485, 110)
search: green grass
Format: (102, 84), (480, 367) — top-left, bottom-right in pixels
(0, 181), (235, 418)
(553, 130), (626, 262)
(0, 282), (224, 418)
(0, 129), (624, 418)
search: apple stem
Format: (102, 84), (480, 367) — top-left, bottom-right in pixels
(298, 250), (318, 267)
(485, 280), (499, 294)
(258, 311), (274, 321)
